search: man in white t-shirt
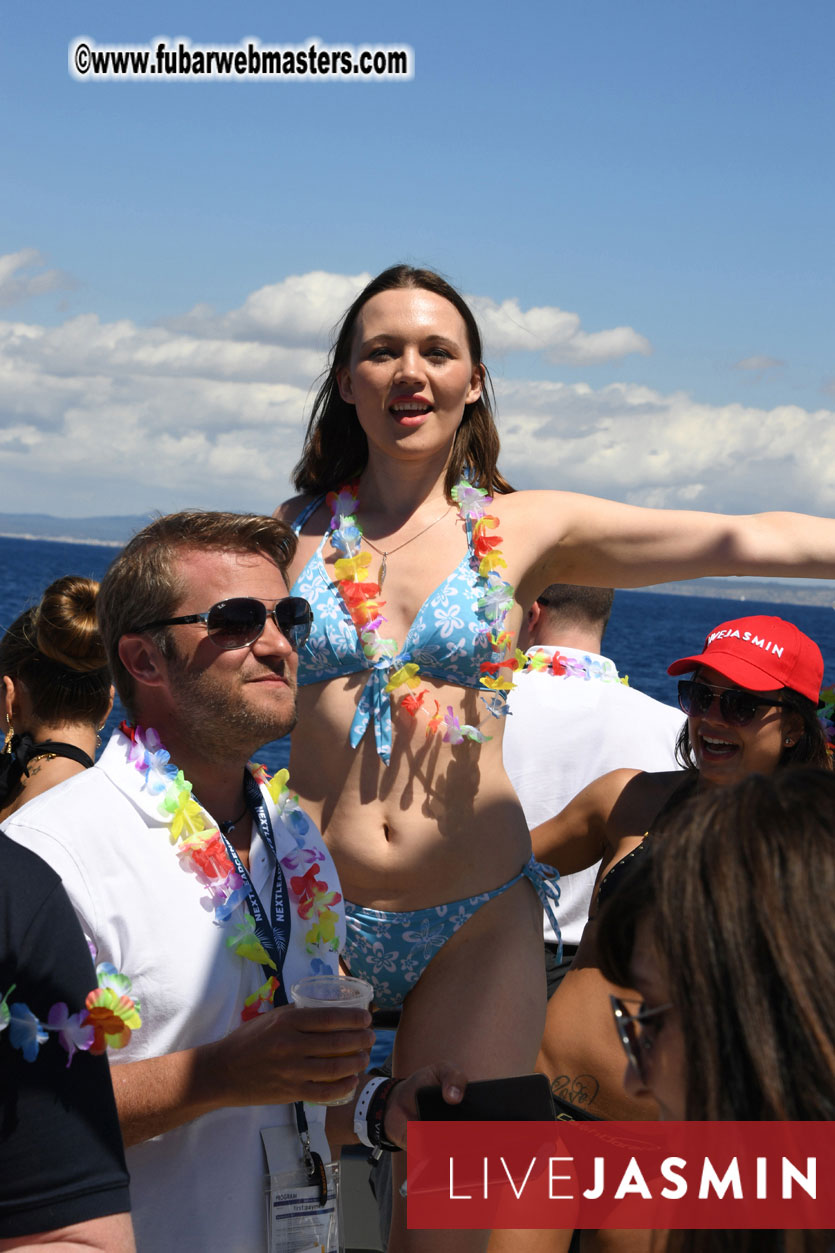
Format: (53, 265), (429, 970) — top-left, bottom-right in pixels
(4, 511), (464, 1253)
(503, 585), (683, 995)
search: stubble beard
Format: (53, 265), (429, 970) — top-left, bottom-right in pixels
(165, 654), (298, 765)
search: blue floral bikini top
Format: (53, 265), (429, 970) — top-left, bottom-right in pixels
(290, 495), (502, 763)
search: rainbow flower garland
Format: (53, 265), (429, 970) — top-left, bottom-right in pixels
(1, 961), (141, 1067)
(520, 649), (629, 686)
(326, 477), (520, 743)
(121, 724), (341, 1018)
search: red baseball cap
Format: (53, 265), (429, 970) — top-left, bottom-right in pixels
(667, 615), (823, 703)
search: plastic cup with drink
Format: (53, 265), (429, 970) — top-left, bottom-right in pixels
(289, 974), (374, 1106)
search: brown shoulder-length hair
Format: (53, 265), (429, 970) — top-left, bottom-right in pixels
(597, 770), (835, 1253)
(292, 264), (513, 499)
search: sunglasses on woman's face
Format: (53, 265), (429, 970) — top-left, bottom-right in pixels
(610, 995), (674, 1085)
(676, 679), (790, 727)
(132, 596), (313, 651)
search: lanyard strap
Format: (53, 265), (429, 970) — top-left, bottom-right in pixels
(216, 771), (324, 1194)
(218, 771), (291, 988)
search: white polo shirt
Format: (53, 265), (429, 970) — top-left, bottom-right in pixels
(503, 646), (684, 946)
(3, 729), (345, 1253)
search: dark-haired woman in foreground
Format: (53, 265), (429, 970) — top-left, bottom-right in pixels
(277, 263), (835, 1251)
(1, 575), (112, 823)
(596, 767), (835, 1253)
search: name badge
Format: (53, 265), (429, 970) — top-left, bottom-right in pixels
(262, 1124), (340, 1253)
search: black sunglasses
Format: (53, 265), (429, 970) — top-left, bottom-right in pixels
(132, 596), (313, 651)
(677, 678), (790, 728)
(610, 995), (674, 1085)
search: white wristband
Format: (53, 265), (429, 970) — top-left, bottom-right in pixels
(353, 1075), (388, 1147)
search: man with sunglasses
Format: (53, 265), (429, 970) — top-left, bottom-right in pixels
(3, 511), (465, 1253)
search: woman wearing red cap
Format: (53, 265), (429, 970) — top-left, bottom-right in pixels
(664, 614), (828, 782)
(530, 614), (830, 1105)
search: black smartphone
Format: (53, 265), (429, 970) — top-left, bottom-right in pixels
(416, 1073), (556, 1121)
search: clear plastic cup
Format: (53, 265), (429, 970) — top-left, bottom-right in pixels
(290, 974), (374, 1010)
(289, 975), (374, 1106)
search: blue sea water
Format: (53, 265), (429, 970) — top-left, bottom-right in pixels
(3, 533), (835, 766)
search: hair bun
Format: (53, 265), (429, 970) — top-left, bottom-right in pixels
(34, 575), (108, 673)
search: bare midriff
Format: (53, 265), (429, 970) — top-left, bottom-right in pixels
(289, 673), (532, 909)
(284, 495), (543, 910)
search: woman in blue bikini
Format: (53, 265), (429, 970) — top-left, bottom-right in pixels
(277, 264), (835, 1253)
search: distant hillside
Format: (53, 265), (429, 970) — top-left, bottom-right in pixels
(639, 578), (835, 609)
(0, 513), (152, 545)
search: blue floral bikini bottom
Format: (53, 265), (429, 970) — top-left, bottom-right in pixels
(343, 856), (560, 1010)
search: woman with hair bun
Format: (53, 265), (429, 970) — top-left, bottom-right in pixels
(0, 575), (113, 822)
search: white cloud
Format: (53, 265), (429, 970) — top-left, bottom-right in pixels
(164, 269), (651, 365)
(0, 301), (322, 512)
(1, 314), (323, 387)
(162, 270), (372, 347)
(467, 295), (652, 364)
(495, 378), (835, 513)
(0, 248), (75, 308)
(0, 257), (831, 519)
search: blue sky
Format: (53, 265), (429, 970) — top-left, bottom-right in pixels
(2, 0), (833, 517)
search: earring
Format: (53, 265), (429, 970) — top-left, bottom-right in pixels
(784, 737), (794, 747)
(2, 720), (13, 754)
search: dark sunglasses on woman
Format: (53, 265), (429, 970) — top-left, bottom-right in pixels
(609, 995), (674, 1085)
(132, 596), (313, 651)
(677, 678), (789, 727)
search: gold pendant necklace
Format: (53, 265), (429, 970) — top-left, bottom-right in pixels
(361, 505), (452, 587)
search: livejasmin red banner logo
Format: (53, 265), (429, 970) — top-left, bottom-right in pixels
(407, 1122), (834, 1230)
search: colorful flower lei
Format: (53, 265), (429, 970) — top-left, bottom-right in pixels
(520, 649), (629, 686)
(326, 477), (520, 744)
(120, 724), (341, 1017)
(1, 961), (141, 1067)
